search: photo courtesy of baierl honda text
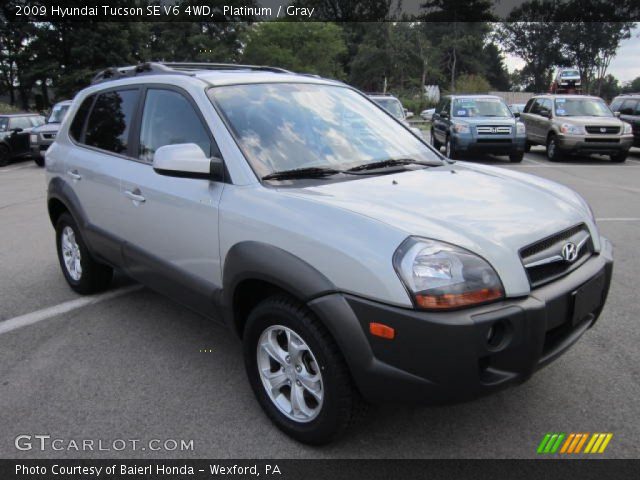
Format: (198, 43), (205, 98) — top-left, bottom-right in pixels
(1, 1), (640, 479)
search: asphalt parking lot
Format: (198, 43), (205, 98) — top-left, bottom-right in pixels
(1, 148), (639, 459)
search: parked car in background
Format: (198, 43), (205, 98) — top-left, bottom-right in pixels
(45, 62), (613, 445)
(520, 94), (633, 162)
(368, 93), (425, 139)
(0, 113), (45, 167)
(30, 100), (72, 167)
(420, 108), (435, 121)
(609, 93), (640, 147)
(508, 104), (526, 115)
(550, 68), (582, 94)
(430, 94), (526, 162)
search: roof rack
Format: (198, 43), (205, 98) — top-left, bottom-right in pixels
(91, 62), (290, 84)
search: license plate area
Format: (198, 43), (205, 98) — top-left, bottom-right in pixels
(571, 270), (606, 326)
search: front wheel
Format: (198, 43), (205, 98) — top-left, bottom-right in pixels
(610, 152), (627, 163)
(509, 152), (524, 163)
(55, 212), (113, 294)
(445, 136), (460, 160)
(244, 295), (364, 445)
(546, 135), (563, 162)
(524, 141), (531, 153)
(0, 145), (9, 167)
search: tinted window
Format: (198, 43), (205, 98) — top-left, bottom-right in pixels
(9, 116), (32, 130)
(139, 89), (212, 163)
(69, 95), (94, 141)
(524, 98), (535, 113)
(620, 99), (638, 116)
(609, 99), (623, 112)
(85, 89), (139, 154)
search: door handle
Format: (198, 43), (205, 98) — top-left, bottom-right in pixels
(67, 170), (82, 181)
(124, 189), (146, 203)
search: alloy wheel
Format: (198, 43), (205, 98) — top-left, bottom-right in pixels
(61, 226), (82, 281)
(257, 325), (324, 423)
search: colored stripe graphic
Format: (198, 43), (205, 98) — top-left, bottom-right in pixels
(538, 433), (613, 454)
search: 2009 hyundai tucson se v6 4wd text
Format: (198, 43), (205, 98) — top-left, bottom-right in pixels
(45, 63), (613, 445)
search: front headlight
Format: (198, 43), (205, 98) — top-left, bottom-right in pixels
(30, 134), (38, 144)
(559, 123), (584, 135)
(516, 122), (526, 135)
(623, 122), (632, 134)
(393, 237), (504, 310)
(452, 123), (470, 133)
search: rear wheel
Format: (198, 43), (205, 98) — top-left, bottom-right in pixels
(610, 152), (627, 163)
(0, 145), (9, 167)
(546, 134), (563, 162)
(244, 294), (364, 445)
(524, 141), (531, 153)
(55, 212), (113, 294)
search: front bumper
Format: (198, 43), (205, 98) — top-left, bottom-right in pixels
(453, 133), (526, 155)
(557, 134), (633, 154)
(309, 237), (613, 404)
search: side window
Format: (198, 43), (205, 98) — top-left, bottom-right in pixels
(85, 89), (139, 155)
(524, 98), (535, 113)
(69, 95), (94, 141)
(609, 99), (623, 112)
(620, 99), (638, 115)
(441, 98), (451, 115)
(30, 116), (45, 127)
(530, 99), (541, 114)
(539, 99), (552, 116)
(9, 116), (32, 130)
(138, 89), (213, 163)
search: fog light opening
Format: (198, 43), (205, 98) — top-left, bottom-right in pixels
(486, 320), (507, 350)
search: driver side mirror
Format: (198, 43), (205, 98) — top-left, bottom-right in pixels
(614, 111), (621, 117)
(513, 112), (521, 118)
(153, 143), (224, 181)
(405, 111), (414, 119)
(11, 127), (24, 134)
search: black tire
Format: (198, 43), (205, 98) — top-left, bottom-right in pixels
(610, 152), (627, 163)
(34, 156), (44, 167)
(0, 145), (9, 167)
(509, 152), (524, 163)
(546, 134), (563, 162)
(445, 136), (460, 160)
(430, 129), (441, 150)
(244, 294), (365, 445)
(524, 141), (531, 153)
(55, 212), (113, 294)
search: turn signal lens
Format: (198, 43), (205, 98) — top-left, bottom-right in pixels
(369, 322), (395, 340)
(415, 288), (504, 310)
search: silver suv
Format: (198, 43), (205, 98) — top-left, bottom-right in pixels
(46, 63), (613, 444)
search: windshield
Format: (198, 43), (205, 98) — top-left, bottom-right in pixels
(209, 83), (441, 179)
(554, 98), (612, 117)
(561, 70), (580, 77)
(452, 98), (512, 118)
(0, 118), (7, 132)
(371, 98), (405, 120)
(48, 103), (70, 123)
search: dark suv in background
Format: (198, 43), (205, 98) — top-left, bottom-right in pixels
(609, 94), (640, 147)
(0, 113), (45, 167)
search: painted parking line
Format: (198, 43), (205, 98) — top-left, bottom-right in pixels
(0, 164), (34, 173)
(0, 285), (142, 336)
(596, 218), (640, 222)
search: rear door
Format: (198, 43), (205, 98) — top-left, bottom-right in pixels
(7, 116), (33, 155)
(433, 97), (451, 143)
(65, 87), (141, 265)
(118, 86), (224, 312)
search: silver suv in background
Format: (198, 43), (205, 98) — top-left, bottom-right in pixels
(30, 100), (72, 167)
(368, 93), (425, 139)
(520, 94), (633, 162)
(46, 63), (613, 444)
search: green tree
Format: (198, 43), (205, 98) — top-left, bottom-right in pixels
(598, 74), (621, 101)
(242, 22), (346, 77)
(622, 76), (640, 93)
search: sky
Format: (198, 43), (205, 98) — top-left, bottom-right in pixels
(503, 25), (640, 84)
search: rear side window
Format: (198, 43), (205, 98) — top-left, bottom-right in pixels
(69, 95), (94, 141)
(84, 89), (139, 155)
(138, 89), (212, 163)
(620, 99), (639, 115)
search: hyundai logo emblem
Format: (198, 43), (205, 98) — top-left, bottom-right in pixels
(561, 242), (579, 263)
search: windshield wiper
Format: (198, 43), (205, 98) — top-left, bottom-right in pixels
(262, 167), (344, 181)
(346, 158), (439, 172)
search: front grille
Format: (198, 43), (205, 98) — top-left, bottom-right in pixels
(585, 126), (620, 134)
(476, 138), (512, 143)
(476, 126), (511, 135)
(520, 224), (593, 288)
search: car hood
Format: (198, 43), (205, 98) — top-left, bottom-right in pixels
(454, 117), (516, 125)
(556, 116), (622, 126)
(280, 162), (597, 296)
(31, 123), (61, 134)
